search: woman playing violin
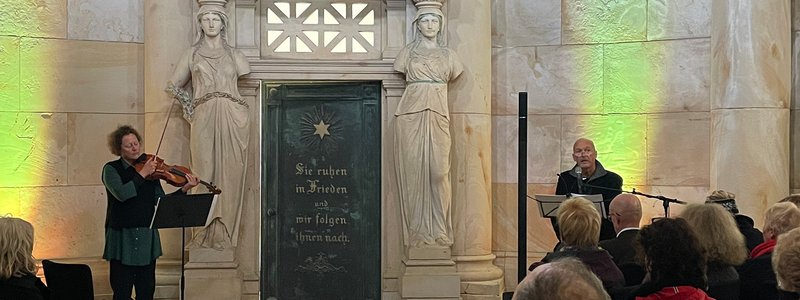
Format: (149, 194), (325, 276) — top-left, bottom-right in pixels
(101, 125), (199, 300)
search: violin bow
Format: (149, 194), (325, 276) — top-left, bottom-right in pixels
(153, 98), (177, 159)
(155, 97), (222, 195)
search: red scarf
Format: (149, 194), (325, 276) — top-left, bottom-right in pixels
(749, 239), (776, 258)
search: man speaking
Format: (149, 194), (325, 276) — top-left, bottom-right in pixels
(555, 138), (623, 241)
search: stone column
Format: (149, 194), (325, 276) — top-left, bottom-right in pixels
(385, 0), (408, 58)
(143, 0), (193, 297)
(143, 0), (193, 257)
(143, 0), (193, 139)
(710, 0), (791, 226)
(446, 0), (504, 299)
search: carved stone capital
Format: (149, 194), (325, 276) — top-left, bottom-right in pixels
(198, 0), (227, 7)
(413, 0), (444, 10)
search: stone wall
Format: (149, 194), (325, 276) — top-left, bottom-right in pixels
(0, 1), (176, 298)
(491, 0), (715, 291)
(794, 0), (800, 195)
(1, 0), (797, 298)
(493, 0), (798, 292)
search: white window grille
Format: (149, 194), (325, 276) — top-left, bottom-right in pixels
(262, 0), (382, 59)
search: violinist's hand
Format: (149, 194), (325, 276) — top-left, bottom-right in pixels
(181, 173), (200, 193)
(138, 157), (158, 178)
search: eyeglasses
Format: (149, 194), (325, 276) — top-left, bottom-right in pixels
(608, 210), (641, 220)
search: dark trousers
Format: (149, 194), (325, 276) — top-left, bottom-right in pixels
(109, 260), (156, 300)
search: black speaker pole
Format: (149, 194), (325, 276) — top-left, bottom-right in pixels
(181, 218), (186, 300)
(517, 92), (528, 283)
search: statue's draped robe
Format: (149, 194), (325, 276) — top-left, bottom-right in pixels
(187, 45), (250, 249)
(393, 42), (463, 247)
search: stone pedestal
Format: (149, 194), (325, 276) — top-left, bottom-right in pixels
(184, 248), (242, 300)
(401, 247), (461, 300)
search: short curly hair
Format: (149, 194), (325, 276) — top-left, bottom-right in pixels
(637, 218), (706, 287)
(763, 202), (800, 239)
(107, 125), (141, 156)
(774, 227), (800, 292)
(557, 197), (601, 248)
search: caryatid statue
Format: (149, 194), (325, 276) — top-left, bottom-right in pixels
(167, 0), (251, 250)
(394, 0), (463, 248)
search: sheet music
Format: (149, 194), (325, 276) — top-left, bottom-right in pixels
(532, 194), (606, 218)
(149, 193), (217, 229)
(205, 194), (219, 226)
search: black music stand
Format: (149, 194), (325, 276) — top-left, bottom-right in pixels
(533, 194), (607, 219)
(150, 193), (217, 300)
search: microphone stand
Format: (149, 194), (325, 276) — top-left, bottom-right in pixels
(629, 188), (686, 218)
(580, 182), (686, 218)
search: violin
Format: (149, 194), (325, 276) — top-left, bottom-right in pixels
(134, 153), (222, 194)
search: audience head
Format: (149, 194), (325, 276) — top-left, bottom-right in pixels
(0, 216), (37, 279)
(512, 257), (610, 300)
(705, 189), (739, 214)
(637, 218), (706, 287)
(779, 194), (800, 207)
(773, 227), (800, 293)
(763, 202), (800, 241)
(557, 197), (601, 248)
(679, 204), (747, 266)
(608, 194), (642, 233)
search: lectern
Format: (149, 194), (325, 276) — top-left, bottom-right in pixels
(533, 194), (607, 219)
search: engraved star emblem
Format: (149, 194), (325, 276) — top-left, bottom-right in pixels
(313, 120), (331, 140)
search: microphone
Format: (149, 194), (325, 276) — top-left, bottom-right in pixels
(574, 166), (584, 194)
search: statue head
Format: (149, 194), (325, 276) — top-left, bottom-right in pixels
(194, 5), (230, 46)
(412, 7), (444, 46)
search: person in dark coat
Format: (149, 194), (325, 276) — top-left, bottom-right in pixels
(739, 202), (800, 300)
(706, 190), (763, 251)
(530, 197), (624, 292)
(0, 216), (49, 300)
(554, 138), (623, 242)
(680, 204), (748, 300)
(628, 218), (712, 300)
(102, 125), (199, 300)
(600, 194), (644, 286)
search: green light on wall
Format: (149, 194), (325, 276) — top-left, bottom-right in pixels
(567, 0), (658, 189)
(0, 2), (56, 216)
(0, 36), (22, 215)
(601, 42), (665, 188)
